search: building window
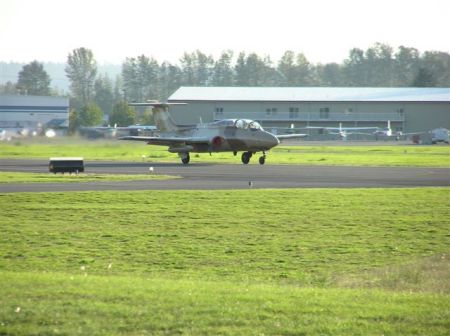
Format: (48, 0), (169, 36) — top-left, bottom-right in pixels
(319, 107), (330, 119)
(266, 107), (277, 116)
(215, 107), (224, 116)
(289, 107), (299, 119)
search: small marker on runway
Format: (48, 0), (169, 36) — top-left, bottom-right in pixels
(149, 167), (154, 173)
(248, 181), (253, 188)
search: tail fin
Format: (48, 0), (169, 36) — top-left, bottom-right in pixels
(129, 102), (185, 132)
(152, 105), (179, 132)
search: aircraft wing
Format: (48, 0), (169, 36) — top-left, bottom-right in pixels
(306, 126), (378, 131)
(276, 133), (308, 140)
(119, 135), (210, 146)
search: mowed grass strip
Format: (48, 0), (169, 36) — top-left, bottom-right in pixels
(1, 188), (449, 334)
(1, 139), (450, 166)
(1, 271), (448, 335)
(0, 172), (178, 183)
(1, 188), (448, 284)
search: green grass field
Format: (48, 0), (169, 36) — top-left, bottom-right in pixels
(1, 188), (449, 334)
(1, 138), (449, 167)
(0, 172), (177, 183)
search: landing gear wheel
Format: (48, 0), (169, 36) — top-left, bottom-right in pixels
(259, 156), (265, 165)
(241, 151), (252, 164)
(181, 153), (190, 164)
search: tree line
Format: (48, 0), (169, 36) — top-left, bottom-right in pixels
(1, 43), (449, 129)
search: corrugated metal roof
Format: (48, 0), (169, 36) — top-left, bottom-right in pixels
(169, 87), (450, 102)
(0, 95), (69, 107)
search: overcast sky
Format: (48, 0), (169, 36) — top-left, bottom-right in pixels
(1, 0), (449, 65)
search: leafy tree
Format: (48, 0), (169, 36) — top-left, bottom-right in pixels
(294, 53), (313, 86)
(109, 101), (136, 126)
(159, 62), (182, 100)
(78, 102), (103, 126)
(315, 63), (343, 86)
(412, 67), (436, 87)
(394, 46), (420, 86)
(65, 48), (97, 107)
(140, 108), (154, 125)
(344, 48), (366, 86)
(420, 51), (450, 86)
(180, 50), (214, 86)
(68, 108), (79, 134)
(122, 55), (159, 102)
(0, 81), (19, 95)
(113, 75), (124, 102)
(17, 61), (51, 95)
(94, 74), (114, 117)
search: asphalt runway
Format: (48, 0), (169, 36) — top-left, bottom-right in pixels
(0, 158), (449, 193)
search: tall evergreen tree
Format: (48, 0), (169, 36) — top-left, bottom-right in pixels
(277, 51), (297, 86)
(65, 48), (97, 107)
(94, 74), (114, 117)
(17, 61), (51, 95)
(234, 52), (248, 86)
(212, 50), (234, 86)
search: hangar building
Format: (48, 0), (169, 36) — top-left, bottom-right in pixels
(0, 95), (69, 129)
(168, 87), (450, 134)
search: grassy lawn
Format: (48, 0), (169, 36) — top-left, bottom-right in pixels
(0, 188), (449, 334)
(1, 138), (449, 167)
(0, 172), (177, 183)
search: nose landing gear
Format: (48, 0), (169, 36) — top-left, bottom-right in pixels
(179, 152), (190, 164)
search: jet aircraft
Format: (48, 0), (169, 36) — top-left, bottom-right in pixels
(120, 101), (307, 164)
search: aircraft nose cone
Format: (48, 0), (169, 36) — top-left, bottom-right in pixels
(267, 132), (280, 148)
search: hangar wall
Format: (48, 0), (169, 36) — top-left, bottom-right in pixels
(168, 87), (450, 133)
(0, 95), (69, 128)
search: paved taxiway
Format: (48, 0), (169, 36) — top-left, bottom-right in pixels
(0, 159), (449, 193)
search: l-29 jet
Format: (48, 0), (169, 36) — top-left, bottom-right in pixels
(120, 102), (307, 164)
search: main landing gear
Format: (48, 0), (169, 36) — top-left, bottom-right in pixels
(179, 152), (190, 164)
(241, 151), (266, 165)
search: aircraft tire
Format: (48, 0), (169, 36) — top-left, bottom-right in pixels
(181, 153), (190, 164)
(241, 152), (251, 164)
(259, 156), (265, 165)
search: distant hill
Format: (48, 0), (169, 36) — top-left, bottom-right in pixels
(0, 62), (121, 92)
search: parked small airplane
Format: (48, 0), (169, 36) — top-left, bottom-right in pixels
(120, 101), (307, 164)
(373, 120), (394, 137)
(306, 123), (378, 139)
(404, 127), (449, 144)
(80, 124), (157, 139)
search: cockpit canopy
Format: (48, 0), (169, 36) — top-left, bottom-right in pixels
(235, 119), (263, 131)
(210, 119), (264, 131)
